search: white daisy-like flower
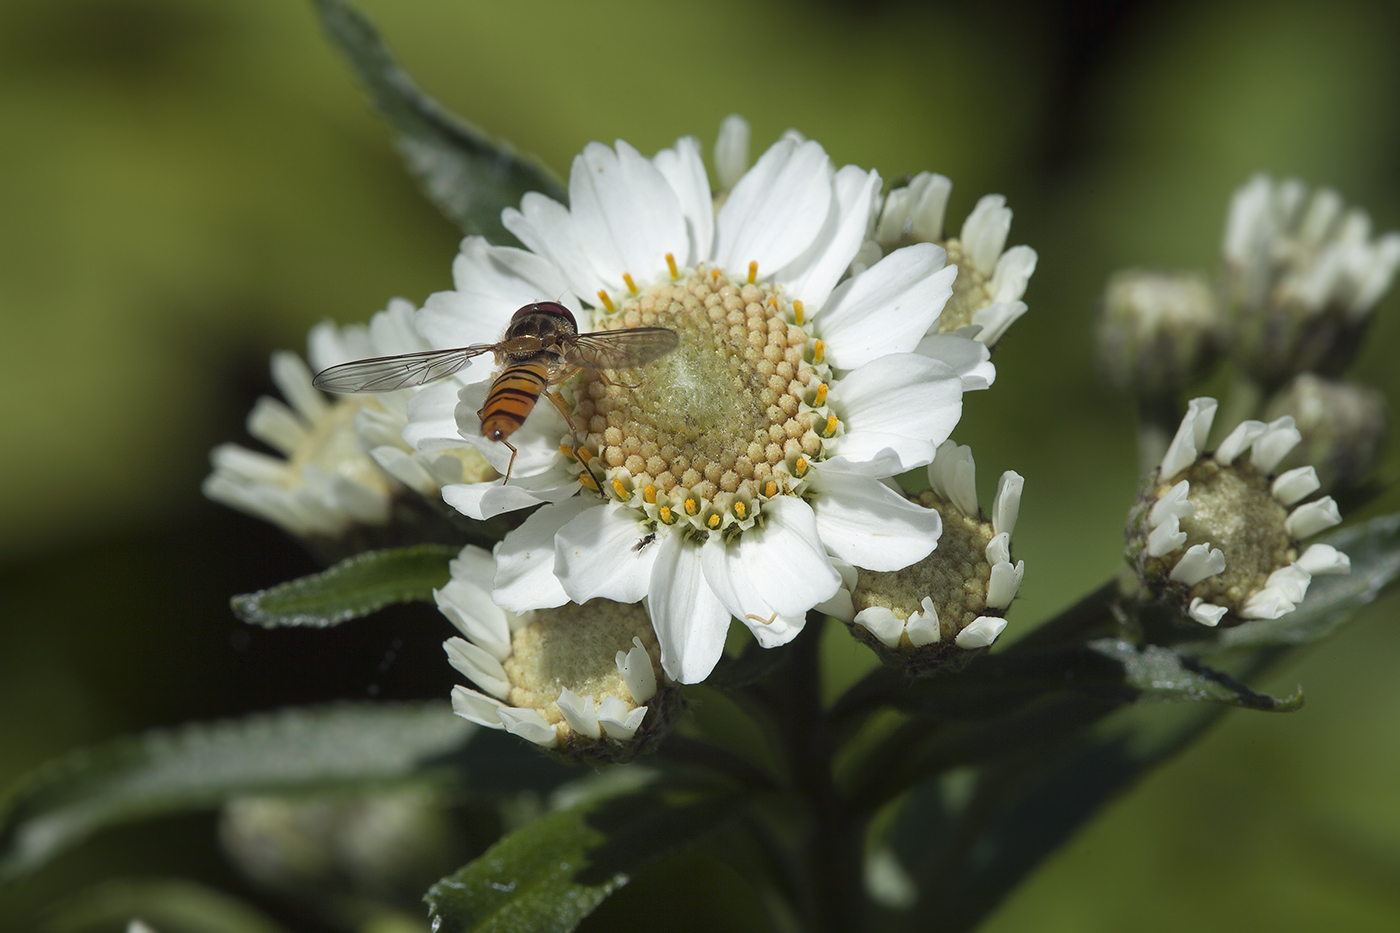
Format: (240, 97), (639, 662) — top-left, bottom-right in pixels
(873, 173), (1038, 348)
(204, 300), (492, 539)
(1223, 174), (1400, 385)
(843, 440), (1025, 669)
(1131, 397), (1350, 626)
(405, 129), (972, 683)
(438, 545), (669, 759)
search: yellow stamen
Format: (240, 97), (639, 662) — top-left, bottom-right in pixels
(643, 484), (657, 504)
(711, 268), (721, 284)
(611, 478), (628, 499)
(623, 272), (638, 295)
(576, 445), (594, 462)
(665, 253), (678, 279)
(578, 472), (599, 490)
(763, 480), (778, 497)
(747, 260), (758, 284)
(706, 513), (721, 529)
(684, 497), (700, 516)
(794, 457), (809, 478)
(733, 500), (747, 519)
(559, 443), (576, 459)
(812, 340), (825, 364)
(793, 299), (804, 325)
(813, 383), (828, 406)
(597, 290), (616, 313)
(659, 505), (675, 525)
(824, 415), (838, 436)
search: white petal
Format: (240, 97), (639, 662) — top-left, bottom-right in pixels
(905, 599), (941, 647)
(1285, 496), (1342, 539)
(443, 637), (510, 699)
(597, 698), (647, 739)
(1146, 514), (1187, 558)
(502, 193), (605, 301)
(496, 708), (558, 747)
(403, 382), (467, 451)
(985, 532), (1011, 566)
(493, 497), (595, 612)
(1272, 466), (1321, 506)
(418, 239), (576, 353)
(829, 354), (962, 470)
(816, 244), (956, 368)
(929, 441), (978, 516)
(1170, 543), (1226, 585)
(990, 245), (1038, 301)
(809, 467), (942, 571)
(1297, 543), (1350, 575)
(441, 475), (579, 523)
(652, 135), (714, 266)
(1251, 417), (1302, 473)
(713, 114), (751, 192)
(554, 502), (661, 604)
(713, 138), (834, 275)
(435, 545), (513, 660)
(1159, 397), (1218, 479)
(569, 140), (688, 288)
(616, 637), (658, 704)
(1188, 598), (1228, 627)
(779, 166), (882, 311)
(450, 686), (506, 730)
(557, 690), (602, 740)
(247, 397), (306, 455)
(853, 606), (905, 648)
(648, 534), (731, 684)
(452, 381), (569, 479)
(970, 300), (1027, 346)
(954, 616), (1007, 649)
(915, 331), (996, 391)
(1264, 563), (1312, 604)
(1149, 480), (1193, 529)
(985, 560), (1024, 610)
(271, 352), (324, 422)
(1239, 589), (1295, 620)
(1213, 420), (1267, 465)
(992, 471), (1024, 537)
(700, 536), (806, 649)
(960, 195), (1011, 276)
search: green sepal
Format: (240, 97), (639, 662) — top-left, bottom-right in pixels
(231, 544), (457, 628)
(425, 791), (742, 933)
(314, 0), (565, 242)
(0, 702), (471, 880)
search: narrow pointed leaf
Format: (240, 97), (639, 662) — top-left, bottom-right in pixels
(1087, 639), (1303, 710)
(231, 544), (456, 628)
(44, 878), (293, 933)
(426, 792), (741, 933)
(315, 0), (565, 241)
(0, 702), (471, 880)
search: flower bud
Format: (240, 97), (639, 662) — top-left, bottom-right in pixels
(1095, 269), (1222, 396)
(845, 442), (1025, 673)
(1262, 374), (1388, 496)
(1221, 175), (1400, 389)
(1127, 397), (1350, 626)
(438, 546), (680, 763)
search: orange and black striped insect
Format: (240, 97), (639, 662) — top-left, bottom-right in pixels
(311, 301), (678, 487)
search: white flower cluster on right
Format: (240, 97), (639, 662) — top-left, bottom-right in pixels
(1138, 397), (1350, 626)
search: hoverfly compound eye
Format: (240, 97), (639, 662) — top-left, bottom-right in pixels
(512, 301), (577, 329)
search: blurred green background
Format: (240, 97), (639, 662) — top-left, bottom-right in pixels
(2, 0), (1398, 929)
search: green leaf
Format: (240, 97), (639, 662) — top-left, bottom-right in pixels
(426, 792), (741, 933)
(1086, 639), (1303, 710)
(231, 544), (457, 628)
(43, 878), (293, 933)
(314, 0), (565, 242)
(1176, 512), (1400, 655)
(0, 702), (471, 880)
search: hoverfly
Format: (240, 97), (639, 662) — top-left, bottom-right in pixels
(311, 301), (678, 486)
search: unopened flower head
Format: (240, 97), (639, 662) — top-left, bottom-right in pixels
(1263, 374), (1388, 496)
(406, 121), (996, 684)
(439, 545), (677, 763)
(1222, 174), (1400, 388)
(1095, 269), (1222, 396)
(873, 173), (1038, 347)
(203, 300), (492, 547)
(844, 441), (1025, 672)
(1127, 397), (1350, 626)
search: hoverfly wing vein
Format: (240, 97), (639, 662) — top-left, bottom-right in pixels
(312, 345), (491, 394)
(569, 327), (679, 371)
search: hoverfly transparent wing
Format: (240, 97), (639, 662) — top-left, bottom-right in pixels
(568, 327), (679, 371)
(311, 344), (496, 393)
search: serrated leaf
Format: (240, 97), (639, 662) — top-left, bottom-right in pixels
(1177, 512), (1400, 655)
(315, 0), (565, 242)
(426, 792), (740, 933)
(231, 544), (457, 628)
(0, 702), (471, 880)
(44, 878), (293, 933)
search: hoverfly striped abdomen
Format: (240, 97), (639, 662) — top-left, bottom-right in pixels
(478, 358), (551, 443)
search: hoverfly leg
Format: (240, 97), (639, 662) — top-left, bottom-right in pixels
(544, 388), (605, 497)
(593, 368), (643, 391)
(501, 439), (519, 486)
